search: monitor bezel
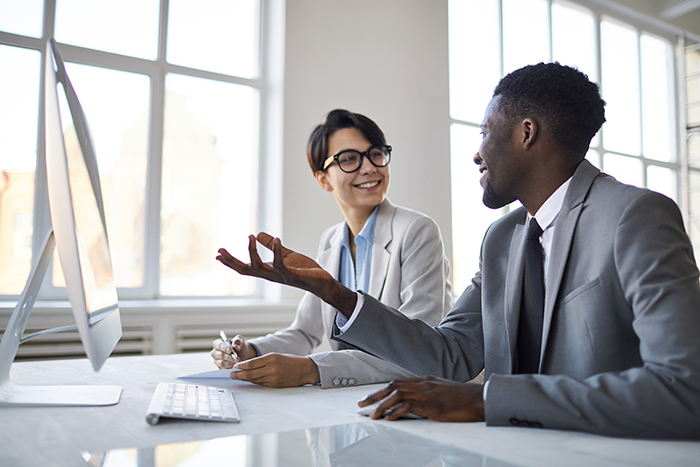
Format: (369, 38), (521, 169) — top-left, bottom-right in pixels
(43, 38), (122, 372)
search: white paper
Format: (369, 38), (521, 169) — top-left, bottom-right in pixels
(177, 368), (242, 379)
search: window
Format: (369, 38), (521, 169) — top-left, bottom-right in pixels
(0, 0), (281, 301)
(448, 0), (680, 293)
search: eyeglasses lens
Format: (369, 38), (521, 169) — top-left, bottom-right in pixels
(338, 147), (390, 172)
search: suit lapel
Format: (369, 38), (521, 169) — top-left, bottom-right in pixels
(505, 218), (527, 372)
(539, 160), (600, 367)
(368, 200), (395, 299)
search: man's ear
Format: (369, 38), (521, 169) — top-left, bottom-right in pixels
(315, 171), (333, 192)
(521, 118), (538, 150)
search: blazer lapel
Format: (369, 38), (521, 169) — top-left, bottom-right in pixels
(505, 217), (527, 372)
(539, 160), (600, 367)
(319, 223), (343, 344)
(322, 227), (343, 281)
(368, 199), (395, 300)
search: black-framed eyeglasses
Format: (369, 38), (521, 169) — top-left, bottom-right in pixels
(322, 145), (392, 173)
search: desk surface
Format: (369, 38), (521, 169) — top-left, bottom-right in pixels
(1, 353), (698, 467)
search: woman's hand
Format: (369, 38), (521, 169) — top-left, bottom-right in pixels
(230, 353), (321, 388)
(210, 335), (257, 369)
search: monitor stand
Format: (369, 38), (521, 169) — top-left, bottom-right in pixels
(0, 230), (122, 407)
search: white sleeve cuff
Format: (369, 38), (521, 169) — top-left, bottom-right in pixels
(336, 291), (365, 333)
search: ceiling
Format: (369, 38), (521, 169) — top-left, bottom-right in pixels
(612, 0), (700, 36)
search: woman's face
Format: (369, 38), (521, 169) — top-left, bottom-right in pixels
(316, 127), (390, 217)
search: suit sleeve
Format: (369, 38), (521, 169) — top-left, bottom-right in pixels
(332, 215), (486, 384)
(486, 191), (700, 439)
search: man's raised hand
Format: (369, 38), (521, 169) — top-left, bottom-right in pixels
(216, 232), (324, 284)
(216, 232), (356, 315)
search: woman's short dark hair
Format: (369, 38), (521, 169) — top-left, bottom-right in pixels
(307, 109), (387, 174)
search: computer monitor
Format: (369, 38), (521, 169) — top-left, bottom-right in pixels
(0, 39), (122, 406)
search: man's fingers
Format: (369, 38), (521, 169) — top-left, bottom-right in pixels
(244, 235), (284, 281)
(258, 232), (292, 256)
(358, 379), (434, 419)
(248, 234), (266, 272)
(358, 385), (395, 407)
(383, 402), (416, 421)
(358, 378), (425, 406)
(216, 250), (249, 272)
(272, 238), (284, 269)
(272, 238), (292, 283)
(216, 248), (266, 279)
(369, 389), (417, 419)
(256, 232), (275, 251)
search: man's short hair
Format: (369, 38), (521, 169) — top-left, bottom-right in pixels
(307, 109), (387, 174)
(493, 62), (606, 157)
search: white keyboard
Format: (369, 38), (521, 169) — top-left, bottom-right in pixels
(146, 382), (240, 425)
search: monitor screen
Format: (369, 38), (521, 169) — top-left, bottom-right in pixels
(58, 88), (119, 321)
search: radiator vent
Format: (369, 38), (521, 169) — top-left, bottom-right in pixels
(2, 325), (154, 362)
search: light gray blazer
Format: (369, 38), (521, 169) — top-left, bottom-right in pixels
(334, 160), (700, 438)
(250, 199), (453, 388)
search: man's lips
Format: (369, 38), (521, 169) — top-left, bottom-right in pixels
(479, 167), (488, 187)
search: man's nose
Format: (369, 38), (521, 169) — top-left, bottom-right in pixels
(473, 152), (482, 165)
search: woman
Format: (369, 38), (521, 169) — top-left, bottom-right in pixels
(211, 109), (452, 388)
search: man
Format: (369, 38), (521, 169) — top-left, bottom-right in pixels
(218, 63), (700, 439)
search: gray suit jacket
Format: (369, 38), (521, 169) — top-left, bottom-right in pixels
(251, 199), (453, 388)
(334, 160), (700, 438)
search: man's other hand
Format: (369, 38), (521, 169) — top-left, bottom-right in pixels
(357, 375), (485, 422)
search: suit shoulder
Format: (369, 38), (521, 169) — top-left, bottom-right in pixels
(318, 221), (345, 249)
(391, 205), (442, 234)
(586, 173), (679, 215)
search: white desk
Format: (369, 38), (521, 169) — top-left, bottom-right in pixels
(1, 353), (698, 467)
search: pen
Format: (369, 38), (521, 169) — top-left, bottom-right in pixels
(219, 330), (239, 360)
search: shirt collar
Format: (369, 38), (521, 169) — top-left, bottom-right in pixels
(341, 205), (380, 250)
(529, 177), (572, 231)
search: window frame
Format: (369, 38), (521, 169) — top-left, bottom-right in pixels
(447, 0), (700, 292)
(0, 0), (284, 302)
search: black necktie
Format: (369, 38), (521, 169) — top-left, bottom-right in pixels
(517, 219), (545, 374)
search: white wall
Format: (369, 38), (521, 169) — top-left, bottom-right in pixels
(279, 0), (453, 300)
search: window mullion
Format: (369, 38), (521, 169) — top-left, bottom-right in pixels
(34, 1), (55, 298)
(143, 0), (171, 299)
(593, 9), (604, 172)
